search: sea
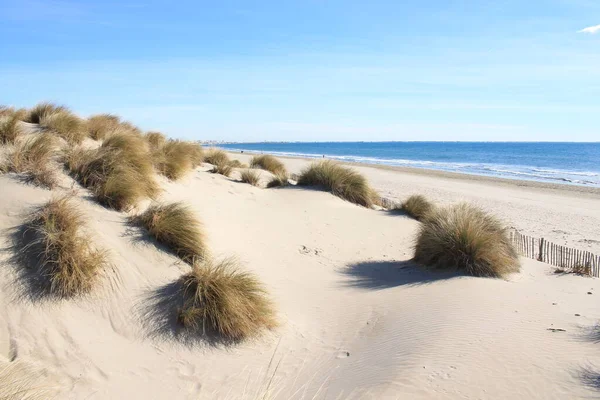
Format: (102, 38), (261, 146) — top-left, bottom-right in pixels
(219, 142), (600, 187)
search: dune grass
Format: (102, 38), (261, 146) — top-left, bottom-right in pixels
(87, 114), (121, 141)
(145, 131), (167, 149)
(132, 202), (207, 264)
(40, 111), (87, 145)
(1, 133), (58, 189)
(0, 106), (28, 121)
(66, 131), (160, 210)
(177, 258), (277, 341)
(266, 172), (289, 188)
(204, 148), (230, 166)
(26, 102), (68, 124)
(400, 195), (435, 221)
(413, 203), (520, 278)
(0, 115), (23, 144)
(297, 160), (377, 207)
(240, 169), (261, 187)
(153, 140), (204, 180)
(210, 162), (233, 177)
(228, 159), (247, 168)
(24, 196), (108, 297)
(0, 361), (56, 400)
(250, 155), (287, 176)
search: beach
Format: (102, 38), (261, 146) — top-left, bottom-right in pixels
(229, 151), (600, 255)
(1, 143), (600, 399)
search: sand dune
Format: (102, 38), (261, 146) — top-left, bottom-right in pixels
(0, 152), (599, 399)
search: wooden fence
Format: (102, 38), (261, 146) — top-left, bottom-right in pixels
(509, 230), (600, 277)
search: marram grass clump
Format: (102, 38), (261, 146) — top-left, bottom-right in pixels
(1, 132), (58, 189)
(132, 202), (207, 264)
(250, 154), (287, 176)
(26, 102), (68, 124)
(400, 195), (435, 221)
(154, 140), (204, 180)
(297, 160), (377, 207)
(24, 196), (108, 297)
(204, 148), (230, 166)
(266, 172), (289, 188)
(87, 114), (121, 140)
(240, 169), (261, 187)
(40, 110), (87, 144)
(177, 258), (277, 341)
(66, 131), (160, 210)
(210, 162), (233, 177)
(0, 115), (23, 144)
(413, 203), (520, 278)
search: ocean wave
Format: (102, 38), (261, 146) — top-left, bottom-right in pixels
(221, 147), (600, 187)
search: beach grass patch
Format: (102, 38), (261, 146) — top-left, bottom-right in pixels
(132, 202), (207, 264)
(413, 203), (520, 278)
(297, 160), (377, 207)
(177, 258), (277, 341)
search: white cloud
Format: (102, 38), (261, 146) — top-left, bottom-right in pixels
(579, 24), (600, 34)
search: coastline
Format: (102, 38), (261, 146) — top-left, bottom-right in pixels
(225, 150), (600, 196)
(227, 150), (600, 255)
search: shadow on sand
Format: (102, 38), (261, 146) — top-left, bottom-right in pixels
(2, 222), (60, 302)
(340, 260), (460, 290)
(579, 366), (600, 392)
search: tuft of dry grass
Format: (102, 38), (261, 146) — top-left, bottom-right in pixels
(400, 195), (435, 221)
(240, 169), (261, 187)
(23, 196), (108, 297)
(177, 258), (277, 341)
(1, 133), (58, 189)
(87, 114), (121, 141)
(145, 131), (167, 149)
(0, 361), (56, 400)
(297, 160), (377, 207)
(266, 172), (289, 188)
(250, 155), (287, 176)
(26, 102), (68, 124)
(204, 148), (230, 166)
(210, 162), (233, 177)
(66, 131), (160, 210)
(0, 116), (23, 144)
(0, 106), (28, 121)
(133, 202), (207, 264)
(153, 140), (204, 180)
(40, 111), (87, 144)
(413, 203), (520, 278)
(228, 159), (247, 168)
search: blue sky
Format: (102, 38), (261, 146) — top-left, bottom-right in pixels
(0, 0), (599, 142)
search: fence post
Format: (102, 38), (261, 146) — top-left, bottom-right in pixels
(538, 238), (544, 262)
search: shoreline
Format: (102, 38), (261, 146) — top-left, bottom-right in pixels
(225, 150), (600, 197)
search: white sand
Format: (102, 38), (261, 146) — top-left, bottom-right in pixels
(0, 157), (599, 399)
